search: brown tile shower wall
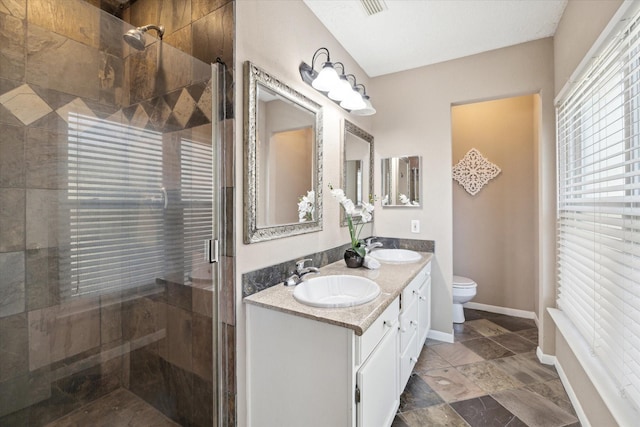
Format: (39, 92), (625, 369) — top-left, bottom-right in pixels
(1, 1), (125, 424)
(0, 0), (235, 426)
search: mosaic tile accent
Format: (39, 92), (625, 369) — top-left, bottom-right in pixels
(0, 82), (213, 137)
(0, 84), (53, 125)
(172, 89), (197, 128)
(56, 98), (97, 123)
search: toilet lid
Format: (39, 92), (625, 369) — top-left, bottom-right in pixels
(453, 275), (477, 288)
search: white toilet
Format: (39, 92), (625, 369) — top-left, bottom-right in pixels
(452, 275), (477, 323)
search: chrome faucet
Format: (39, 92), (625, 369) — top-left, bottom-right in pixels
(283, 258), (320, 286)
(364, 237), (383, 253)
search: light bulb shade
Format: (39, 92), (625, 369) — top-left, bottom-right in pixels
(312, 63), (339, 92)
(327, 77), (353, 101)
(340, 90), (366, 111)
(350, 96), (376, 116)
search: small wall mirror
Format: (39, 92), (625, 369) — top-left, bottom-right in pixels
(341, 120), (374, 226)
(381, 156), (422, 207)
(244, 61), (323, 243)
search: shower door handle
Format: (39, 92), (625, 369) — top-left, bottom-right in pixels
(205, 239), (219, 263)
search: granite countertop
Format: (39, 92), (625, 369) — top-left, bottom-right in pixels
(243, 252), (433, 336)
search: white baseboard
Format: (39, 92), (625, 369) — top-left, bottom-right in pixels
(536, 346), (556, 366)
(464, 302), (535, 319)
(427, 329), (454, 343)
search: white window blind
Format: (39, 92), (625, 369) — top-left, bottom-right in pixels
(67, 113), (166, 297)
(180, 137), (213, 282)
(67, 114), (214, 296)
(557, 11), (640, 411)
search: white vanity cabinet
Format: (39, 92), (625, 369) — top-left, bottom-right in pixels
(246, 298), (400, 427)
(245, 257), (432, 427)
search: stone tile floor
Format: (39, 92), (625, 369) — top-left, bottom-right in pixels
(393, 308), (580, 427)
(45, 388), (178, 427)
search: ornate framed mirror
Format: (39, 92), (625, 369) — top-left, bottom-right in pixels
(243, 61), (323, 243)
(341, 120), (374, 226)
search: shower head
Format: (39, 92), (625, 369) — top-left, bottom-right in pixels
(123, 24), (164, 51)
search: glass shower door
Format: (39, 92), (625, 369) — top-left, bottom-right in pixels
(0, 3), (221, 425)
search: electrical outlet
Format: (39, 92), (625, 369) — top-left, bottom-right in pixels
(411, 220), (420, 233)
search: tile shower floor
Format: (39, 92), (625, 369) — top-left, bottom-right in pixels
(45, 388), (178, 427)
(393, 309), (580, 427)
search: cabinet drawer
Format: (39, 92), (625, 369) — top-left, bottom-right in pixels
(401, 276), (420, 311)
(399, 297), (418, 353)
(356, 298), (400, 366)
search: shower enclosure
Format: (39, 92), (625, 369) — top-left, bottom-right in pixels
(0, 2), (226, 425)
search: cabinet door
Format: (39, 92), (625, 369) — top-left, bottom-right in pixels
(356, 322), (399, 427)
(399, 328), (418, 391)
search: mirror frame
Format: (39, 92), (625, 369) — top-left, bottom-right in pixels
(243, 61), (323, 243)
(341, 120), (374, 226)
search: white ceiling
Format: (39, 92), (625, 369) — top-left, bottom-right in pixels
(303, 0), (568, 77)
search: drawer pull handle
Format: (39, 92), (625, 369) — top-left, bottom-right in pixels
(410, 357), (418, 363)
(383, 320), (393, 327)
(412, 290), (419, 296)
(410, 320), (417, 328)
(419, 296), (427, 301)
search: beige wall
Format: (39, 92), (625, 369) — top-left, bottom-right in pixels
(452, 95), (536, 312)
(270, 128), (312, 224)
(554, 0), (624, 96)
(555, 333), (617, 425)
(235, 1), (373, 425)
(371, 38), (556, 338)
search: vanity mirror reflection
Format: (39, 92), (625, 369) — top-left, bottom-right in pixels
(381, 156), (422, 207)
(341, 120), (374, 226)
(244, 61), (323, 243)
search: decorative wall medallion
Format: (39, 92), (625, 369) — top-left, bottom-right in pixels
(452, 148), (501, 195)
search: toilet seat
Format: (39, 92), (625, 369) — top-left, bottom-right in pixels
(453, 275), (477, 288)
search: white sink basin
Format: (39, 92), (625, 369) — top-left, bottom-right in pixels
(293, 275), (381, 308)
(369, 249), (421, 263)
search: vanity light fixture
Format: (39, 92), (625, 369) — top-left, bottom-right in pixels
(340, 76), (367, 110)
(350, 84), (376, 116)
(311, 48), (340, 91)
(299, 47), (376, 116)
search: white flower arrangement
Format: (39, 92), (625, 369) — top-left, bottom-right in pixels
(399, 193), (419, 206)
(329, 184), (375, 258)
(297, 190), (315, 222)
